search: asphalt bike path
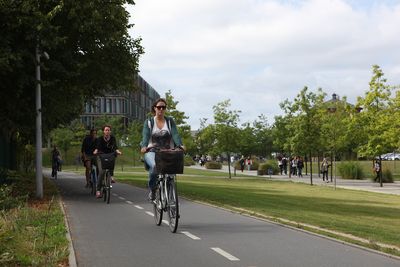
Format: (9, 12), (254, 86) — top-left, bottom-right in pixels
(49, 170), (400, 267)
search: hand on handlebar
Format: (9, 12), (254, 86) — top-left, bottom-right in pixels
(141, 146), (154, 153)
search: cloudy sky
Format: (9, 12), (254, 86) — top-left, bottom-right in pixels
(127, 0), (400, 129)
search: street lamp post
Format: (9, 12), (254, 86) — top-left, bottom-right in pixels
(35, 40), (49, 199)
(327, 106), (337, 190)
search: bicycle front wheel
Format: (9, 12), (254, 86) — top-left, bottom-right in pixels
(104, 171), (111, 204)
(166, 176), (179, 233)
(90, 169), (97, 195)
(153, 185), (163, 226)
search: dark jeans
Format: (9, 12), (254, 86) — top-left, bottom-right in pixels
(322, 171), (329, 181)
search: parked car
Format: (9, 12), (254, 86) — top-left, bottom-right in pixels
(379, 153), (400, 160)
(386, 153), (400, 160)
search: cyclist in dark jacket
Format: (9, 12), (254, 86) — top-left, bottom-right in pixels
(81, 129), (97, 187)
(93, 125), (122, 198)
(51, 145), (61, 177)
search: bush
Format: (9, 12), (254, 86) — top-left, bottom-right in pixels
(0, 184), (27, 211)
(374, 169), (394, 183)
(184, 155), (195, 166)
(259, 161), (280, 175)
(205, 161), (222, 169)
(337, 162), (364, 179)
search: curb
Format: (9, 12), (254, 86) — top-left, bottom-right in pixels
(58, 197), (77, 267)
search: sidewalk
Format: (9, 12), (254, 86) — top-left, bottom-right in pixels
(188, 165), (400, 195)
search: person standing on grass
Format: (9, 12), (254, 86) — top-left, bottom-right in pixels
(282, 156), (288, 175)
(245, 156), (252, 171)
(278, 156), (283, 175)
(239, 155), (245, 172)
(321, 158), (330, 182)
(297, 157), (304, 177)
(374, 160), (381, 182)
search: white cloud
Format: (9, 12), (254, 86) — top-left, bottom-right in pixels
(128, 0), (400, 129)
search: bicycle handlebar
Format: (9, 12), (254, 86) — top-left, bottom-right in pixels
(145, 146), (184, 153)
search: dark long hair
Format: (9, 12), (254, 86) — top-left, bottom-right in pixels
(151, 98), (167, 115)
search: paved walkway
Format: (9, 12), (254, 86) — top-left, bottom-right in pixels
(188, 165), (400, 195)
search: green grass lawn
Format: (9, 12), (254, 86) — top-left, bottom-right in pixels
(0, 172), (69, 266)
(114, 167), (400, 256)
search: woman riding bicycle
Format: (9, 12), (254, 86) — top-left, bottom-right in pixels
(140, 98), (184, 200)
(93, 125), (122, 198)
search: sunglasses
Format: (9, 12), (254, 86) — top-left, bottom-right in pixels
(155, 106), (167, 110)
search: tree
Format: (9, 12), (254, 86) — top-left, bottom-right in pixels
(0, 0), (142, 150)
(50, 126), (74, 162)
(69, 119), (87, 147)
(125, 120), (143, 166)
(195, 119), (217, 157)
(389, 90), (400, 150)
(355, 65), (394, 186)
(165, 90), (195, 154)
(237, 123), (256, 158)
(281, 87), (324, 183)
(213, 100), (241, 178)
(252, 115), (273, 158)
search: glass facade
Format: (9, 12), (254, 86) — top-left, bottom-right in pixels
(80, 75), (160, 129)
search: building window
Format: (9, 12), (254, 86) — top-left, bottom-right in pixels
(106, 98), (111, 113)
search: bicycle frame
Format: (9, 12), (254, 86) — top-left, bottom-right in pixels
(153, 173), (179, 233)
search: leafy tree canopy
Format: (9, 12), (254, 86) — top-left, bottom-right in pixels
(0, 0), (142, 144)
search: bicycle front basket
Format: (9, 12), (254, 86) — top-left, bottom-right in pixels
(155, 150), (184, 174)
(98, 153), (116, 170)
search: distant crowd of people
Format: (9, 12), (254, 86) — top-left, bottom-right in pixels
(277, 155), (305, 177)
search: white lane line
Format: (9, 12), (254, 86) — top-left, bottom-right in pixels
(134, 205), (143, 210)
(112, 193), (118, 196)
(126, 201), (133, 204)
(145, 211), (154, 217)
(118, 196), (125, 200)
(181, 231), (201, 240)
(162, 220), (169, 225)
(211, 247), (240, 261)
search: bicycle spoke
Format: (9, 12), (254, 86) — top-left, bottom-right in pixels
(153, 184), (163, 225)
(167, 177), (179, 233)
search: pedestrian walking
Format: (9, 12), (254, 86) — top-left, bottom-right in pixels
(321, 158), (330, 182)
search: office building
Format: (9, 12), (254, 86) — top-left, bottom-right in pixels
(80, 75), (160, 129)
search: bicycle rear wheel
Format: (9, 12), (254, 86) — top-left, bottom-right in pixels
(153, 185), (163, 226)
(166, 176), (179, 233)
